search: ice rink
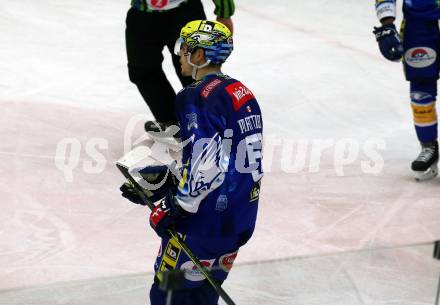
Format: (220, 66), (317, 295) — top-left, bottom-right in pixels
(1, 0), (439, 304)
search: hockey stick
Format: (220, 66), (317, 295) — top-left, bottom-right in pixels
(116, 148), (236, 305)
(434, 241), (440, 305)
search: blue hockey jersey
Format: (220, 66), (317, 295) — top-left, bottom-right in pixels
(376, 0), (440, 20)
(174, 73), (263, 240)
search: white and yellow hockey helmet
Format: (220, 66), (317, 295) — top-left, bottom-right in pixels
(174, 20), (233, 65)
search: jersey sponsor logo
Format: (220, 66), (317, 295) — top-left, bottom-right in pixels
(405, 47), (437, 68)
(411, 102), (437, 127)
(180, 259), (215, 281)
(237, 114), (262, 134)
(226, 82), (255, 111)
(249, 179), (262, 202)
(147, 0), (184, 10)
(157, 238), (182, 278)
(159, 260), (174, 272)
(188, 80), (203, 89)
(219, 251), (238, 272)
(165, 243), (181, 261)
(201, 78), (223, 98)
(150, 206), (167, 227)
(150, 0), (168, 8)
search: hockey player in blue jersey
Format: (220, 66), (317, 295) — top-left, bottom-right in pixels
(373, 0), (439, 180)
(120, 20), (263, 305)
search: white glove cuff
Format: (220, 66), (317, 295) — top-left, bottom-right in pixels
(376, 1), (396, 21)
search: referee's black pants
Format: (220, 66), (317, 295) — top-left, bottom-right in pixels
(125, 0), (206, 125)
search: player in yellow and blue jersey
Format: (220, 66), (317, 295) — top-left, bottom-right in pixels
(373, 0), (440, 180)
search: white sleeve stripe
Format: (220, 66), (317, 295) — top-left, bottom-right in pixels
(376, 2), (396, 21)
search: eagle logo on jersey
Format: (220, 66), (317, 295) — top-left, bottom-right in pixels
(188, 133), (227, 197)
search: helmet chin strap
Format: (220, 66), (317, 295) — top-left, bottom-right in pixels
(186, 53), (211, 80)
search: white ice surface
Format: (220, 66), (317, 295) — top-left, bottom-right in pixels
(0, 244), (438, 305)
(0, 0), (439, 300)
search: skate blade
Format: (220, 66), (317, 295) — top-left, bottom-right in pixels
(414, 164), (439, 182)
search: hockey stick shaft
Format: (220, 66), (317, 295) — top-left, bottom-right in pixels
(117, 164), (236, 305)
(435, 274), (440, 305)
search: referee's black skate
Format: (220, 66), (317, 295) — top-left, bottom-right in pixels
(411, 140), (439, 181)
(144, 121), (179, 137)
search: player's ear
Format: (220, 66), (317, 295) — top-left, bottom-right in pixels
(194, 48), (206, 64)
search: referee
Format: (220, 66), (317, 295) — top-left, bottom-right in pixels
(125, 0), (235, 133)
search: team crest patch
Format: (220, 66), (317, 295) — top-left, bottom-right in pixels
(186, 112), (198, 131)
(215, 195), (228, 212)
(225, 82), (255, 111)
(405, 47), (436, 68)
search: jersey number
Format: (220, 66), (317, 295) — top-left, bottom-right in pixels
(245, 133), (263, 182)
